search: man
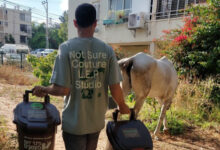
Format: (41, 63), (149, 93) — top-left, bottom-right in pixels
(32, 3), (130, 150)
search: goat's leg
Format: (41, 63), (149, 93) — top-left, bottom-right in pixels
(163, 100), (172, 131)
(163, 115), (168, 132)
(157, 98), (168, 131)
(130, 71), (151, 118)
(154, 102), (169, 137)
(134, 96), (146, 117)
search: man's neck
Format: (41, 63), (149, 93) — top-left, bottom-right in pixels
(77, 28), (94, 38)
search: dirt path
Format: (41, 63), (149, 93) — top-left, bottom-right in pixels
(0, 83), (219, 150)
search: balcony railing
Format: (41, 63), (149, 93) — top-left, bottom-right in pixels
(103, 8), (188, 26)
(103, 9), (131, 25)
(155, 9), (187, 20)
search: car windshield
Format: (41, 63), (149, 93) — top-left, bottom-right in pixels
(44, 49), (54, 52)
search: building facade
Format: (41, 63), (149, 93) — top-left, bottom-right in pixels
(68, 0), (206, 56)
(0, 5), (31, 45)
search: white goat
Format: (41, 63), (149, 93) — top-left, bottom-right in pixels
(118, 52), (178, 137)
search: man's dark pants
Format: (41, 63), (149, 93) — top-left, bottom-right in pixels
(63, 131), (100, 150)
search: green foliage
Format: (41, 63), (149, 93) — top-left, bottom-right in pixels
(49, 26), (63, 49)
(5, 34), (15, 44)
(27, 51), (57, 86)
(167, 113), (185, 135)
(125, 79), (220, 135)
(209, 77), (220, 107)
(127, 93), (135, 103)
(28, 23), (46, 49)
(158, 2), (220, 80)
(58, 11), (68, 42)
(29, 21), (66, 50)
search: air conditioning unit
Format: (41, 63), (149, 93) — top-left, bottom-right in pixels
(128, 12), (147, 29)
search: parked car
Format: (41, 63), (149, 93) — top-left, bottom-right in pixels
(39, 49), (55, 57)
(30, 48), (45, 57)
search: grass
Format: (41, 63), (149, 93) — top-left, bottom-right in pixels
(125, 78), (220, 135)
(0, 65), (38, 85)
(0, 116), (7, 150)
(0, 116), (18, 150)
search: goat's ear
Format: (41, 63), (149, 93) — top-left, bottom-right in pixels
(123, 63), (127, 68)
(118, 61), (123, 68)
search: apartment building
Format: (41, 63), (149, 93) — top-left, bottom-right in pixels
(68, 0), (206, 56)
(0, 5), (31, 45)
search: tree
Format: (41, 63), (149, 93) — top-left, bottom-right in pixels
(5, 34), (15, 44)
(49, 26), (63, 49)
(29, 11), (68, 50)
(58, 11), (68, 42)
(28, 23), (46, 49)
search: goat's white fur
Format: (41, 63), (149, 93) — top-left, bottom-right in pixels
(118, 52), (178, 137)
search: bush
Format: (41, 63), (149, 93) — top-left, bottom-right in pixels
(157, 2), (220, 80)
(127, 79), (220, 135)
(27, 51), (57, 86)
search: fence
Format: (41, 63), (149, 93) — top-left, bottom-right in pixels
(0, 52), (29, 69)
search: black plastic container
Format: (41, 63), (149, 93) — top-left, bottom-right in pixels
(13, 90), (61, 150)
(106, 109), (153, 150)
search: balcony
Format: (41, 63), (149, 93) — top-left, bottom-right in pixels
(103, 9), (131, 25)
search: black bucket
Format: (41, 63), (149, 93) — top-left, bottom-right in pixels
(106, 109), (153, 150)
(13, 90), (61, 150)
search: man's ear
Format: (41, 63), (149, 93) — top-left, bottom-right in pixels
(93, 20), (97, 28)
(73, 20), (78, 28)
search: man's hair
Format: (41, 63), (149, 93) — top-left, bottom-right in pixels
(75, 3), (96, 28)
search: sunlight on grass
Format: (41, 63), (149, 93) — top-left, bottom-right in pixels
(0, 65), (38, 85)
(125, 78), (220, 135)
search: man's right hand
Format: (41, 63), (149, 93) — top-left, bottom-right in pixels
(118, 103), (130, 114)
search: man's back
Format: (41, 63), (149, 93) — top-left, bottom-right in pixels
(51, 37), (122, 135)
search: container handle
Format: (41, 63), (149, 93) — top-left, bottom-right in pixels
(112, 108), (136, 122)
(24, 90), (50, 104)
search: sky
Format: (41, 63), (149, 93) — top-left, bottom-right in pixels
(0, 0), (68, 24)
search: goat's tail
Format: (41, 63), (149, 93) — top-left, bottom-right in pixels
(118, 58), (133, 90)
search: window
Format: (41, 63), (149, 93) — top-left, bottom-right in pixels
(20, 35), (26, 43)
(109, 0), (131, 11)
(20, 24), (27, 33)
(27, 25), (31, 34)
(5, 22), (8, 27)
(124, 0), (131, 9)
(25, 14), (31, 22)
(156, 0), (207, 19)
(20, 13), (25, 21)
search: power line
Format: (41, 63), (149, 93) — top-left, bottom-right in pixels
(12, 0), (62, 17)
(0, 0), (62, 21)
(1, 0), (61, 17)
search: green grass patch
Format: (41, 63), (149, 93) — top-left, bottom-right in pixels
(125, 78), (220, 136)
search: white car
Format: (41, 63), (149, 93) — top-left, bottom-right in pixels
(40, 49), (55, 57)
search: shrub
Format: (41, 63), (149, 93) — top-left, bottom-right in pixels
(27, 51), (57, 86)
(157, 2), (220, 80)
(127, 78), (220, 135)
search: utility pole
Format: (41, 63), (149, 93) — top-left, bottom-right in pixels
(2, 2), (6, 44)
(42, 0), (49, 49)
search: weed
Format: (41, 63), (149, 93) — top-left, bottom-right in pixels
(125, 78), (220, 135)
(0, 65), (38, 85)
(0, 116), (18, 150)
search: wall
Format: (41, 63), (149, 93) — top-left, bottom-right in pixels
(68, 0), (184, 54)
(0, 7), (31, 44)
